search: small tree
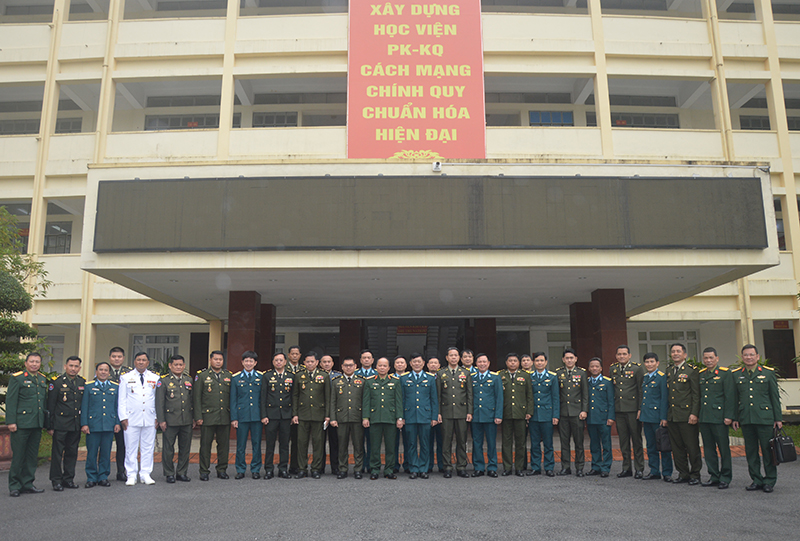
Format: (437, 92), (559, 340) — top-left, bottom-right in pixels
(0, 206), (51, 411)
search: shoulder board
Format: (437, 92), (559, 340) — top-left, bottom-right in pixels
(732, 367), (743, 373)
(12, 370), (23, 376)
(110, 381), (119, 385)
(631, 361), (641, 365)
(699, 368), (707, 373)
(366, 375), (377, 379)
(490, 371), (499, 375)
(764, 366), (775, 371)
(547, 370), (556, 376)
(657, 371), (664, 376)
(523, 369), (532, 374)
(50, 374), (59, 381)
(331, 373), (342, 380)
(390, 374), (399, 379)
(233, 371), (242, 376)
(719, 366), (729, 371)
(603, 376), (612, 381)
(86, 380), (95, 384)
(426, 371), (435, 376)
(258, 370), (266, 375)
(161, 374), (169, 378)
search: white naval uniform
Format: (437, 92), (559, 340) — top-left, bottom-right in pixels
(118, 369), (159, 479)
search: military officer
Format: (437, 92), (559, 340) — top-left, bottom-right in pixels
(319, 354), (340, 475)
(81, 362), (120, 488)
(230, 350), (264, 479)
(356, 349), (377, 473)
(194, 350), (232, 481)
(529, 352), (559, 477)
(292, 352), (331, 479)
(261, 352), (294, 479)
(46, 355), (85, 491)
(555, 348), (588, 477)
(7, 352), (48, 497)
(285, 345), (303, 475)
(732, 344), (782, 493)
(610, 345), (644, 479)
(156, 355), (194, 483)
(666, 343), (702, 485)
(362, 357), (404, 479)
(586, 358), (615, 477)
(400, 353), (438, 479)
(437, 347), (473, 478)
(118, 351), (159, 486)
(639, 352), (672, 482)
(330, 357), (367, 479)
(471, 353), (503, 477)
(499, 353), (533, 476)
(698, 346), (735, 489)
(461, 349), (477, 374)
(427, 357), (445, 473)
(392, 355), (410, 474)
(107, 346), (131, 481)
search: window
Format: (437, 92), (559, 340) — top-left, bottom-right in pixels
(0, 119), (39, 135)
(254, 93), (346, 105)
(586, 95), (676, 107)
(774, 197), (786, 251)
(586, 112), (679, 128)
(529, 111), (574, 126)
(43, 222), (72, 254)
(739, 115), (770, 131)
(485, 114), (520, 127)
(144, 113), (241, 130)
(55, 118), (82, 134)
(638, 330), (698, 371)
(132, 334), (180, 366)
(146, 95), (227, 108)
(40, 335), (65, 368)
(486, 93), (571, 104)
(252, 112), (298, 128)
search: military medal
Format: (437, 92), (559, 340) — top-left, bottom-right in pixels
(208, 385), (213, 392)
(63, 394), (68, 401)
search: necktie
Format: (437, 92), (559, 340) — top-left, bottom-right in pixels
(140, 373), (144, 385)
(347, 377), (351, 384)
(568, 370), (572, 379)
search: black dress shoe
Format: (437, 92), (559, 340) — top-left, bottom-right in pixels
(545, 470), (555, 477)
(663, 476), (673, 483)
(385, 473), (397, 479)
(99, 479), (111, 487)
(586, 469), (601, 476)
(311, 471), (321, 479)
(265, 472), (274, 479)
(336, 471), (347, 479)
(10, 490), (20, 497)
(370, 473), (379, 480)
(515, 471), (525, 477)
(617, 470), (633, 478)
(21, 486), (44, 494)
(457, 470), (469, 478)
(702, 480), (720, 487)
(525, 469), (537, 476)
(235, 472), (245, 480)
(217, 471), (229, 479)
(116, 473), (127, 482)
(487, 471), (498, 478)
(252, 472), (260, 480)
(63, 481), (79, 489)
(763, 485), (774, 493)
(443, 471), (452, 478)
(279, 471), (292, 479)
(634, 471), (643, 480)
(557, 469), (572, 476)
(52, 483), (64, 492)
(200, 474), (209, 481)
(409, 472), (418, 479)
(746, 482), (764, 491)
(471, 470), (485, 477)
(419, 472), (429, 479)
(295, 471), (307, 479)
(84, 482), (96, 488)
(354, 472), (363, 480)
(600, 472), (609, 478)
(166, 476), (176, 484)
(673, 477), (690, 484)
(718, 482), (729, 489)
(642, 473), (661, 480)
(176, 474), (191, 482)
(688, 479), (700, 486)
(576, 471), (585, 478)
(501, 470), (513, 476)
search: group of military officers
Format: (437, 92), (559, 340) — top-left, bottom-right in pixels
(5, 341), (783, 496)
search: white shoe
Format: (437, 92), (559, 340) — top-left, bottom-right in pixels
(125, 476), (137, 486)
(140, 475), (155, 485)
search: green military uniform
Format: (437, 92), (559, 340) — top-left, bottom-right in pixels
(698, 365), (735, 485)
(362, 374), (403, 476)
(6, 369), (48, 494)
(193, 367), (232, 477)
(555, 365), (588, 473)
(667, 361), (701, 482)
(437, 366), (473, 474)
(47, 372), (85, 488)
(732, 365), (782, 489)
(609, 359), (644, 474)
(292, 368), (330, 475)
(330, 374), (367, 474)
(498, 369), (533, 474)
(156, 373), (194, 479)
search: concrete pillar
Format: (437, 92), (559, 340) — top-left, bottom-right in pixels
(569, 301), (595, 369)
(227, 291), (261, 373)
(259, 303), (277, 371)
(591, 289), (628, 374)
(208, 320), (224, 356)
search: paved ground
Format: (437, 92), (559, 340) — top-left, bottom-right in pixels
(2, 452), (797, 541)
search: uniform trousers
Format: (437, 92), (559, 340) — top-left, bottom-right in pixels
(588, 424), (613, 472)
(428, 424), (444, 472)
(113, 429), (126, 478)
(558, 416), (585, 471)
(49, 429), (81, 484)
(441, 417), (469, 471)
(394, 425), (409, 472)
(263, 418), (290, 474)
(642, 422), (673, 477)
(8, 428), (41, 492)
(235, 421), (262, 473)
(124, 424), (156, 479)
(85, 431), (114, 483)
(337, 422), (364, 472)
(666, 421), (701, 480)
(321, 424), (339, 473)
(289, 423), (300, 474)
(198, 423), (230, 475)
(616, 411), (644, 472)
(699, 422), (732, 484)
(529, 421), (555, 472)
(501, 418), (527, 472)
(369, 423), (396, 474)
(297, 420), (324, 472)
(405, 423), (431, 473)
(472, 422), (498, 472)
(162, 424), (192, 477)
(742, 423), (777, 487)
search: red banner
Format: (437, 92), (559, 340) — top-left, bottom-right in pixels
(347, 1), (486, 159)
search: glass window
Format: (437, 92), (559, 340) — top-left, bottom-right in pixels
(529, 111), (574, 126)
(43, 222), (72, 254)
(252, 112), (298, 128)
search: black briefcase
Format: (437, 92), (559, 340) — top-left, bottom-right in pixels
(770, 427), (797, 465)
(656, 426), (671, 452)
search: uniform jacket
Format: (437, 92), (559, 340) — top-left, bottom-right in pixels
(555, 366), (588, 418)
(230, 370), (263, 423)
(5, 370), (47, 429)
(80, 380), (120, 432)
(639, 371), (668, 424)
(610, 360), (644, 413)
(47, 373), (85, 431)
(666, 362), (700, 423)
(362, 375), (403, 423)
(156, 373), (194, 426)
(109, 365), (131, 384)
(498, 369), (533, 420)
(699, 365), (735, 424)
(400, 371), (438, 424)
(260, 369), (294, 420)
(329, 374), (367, 424)
(436, 366), (473, 420)
(471, 371), (503, 423)
(530, 370), (560, 422)
(292, 368), (330, 422)
(587, 376), (615, 425)
(118, 369), (159, 427)
(193, 368), (232, 425)
(732, 365), (782, 425)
